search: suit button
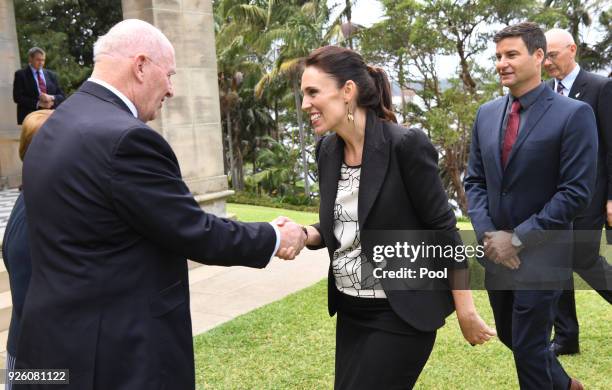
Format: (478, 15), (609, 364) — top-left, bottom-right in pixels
(502, 191), (508, 196)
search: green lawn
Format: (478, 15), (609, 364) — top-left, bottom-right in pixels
(193, 204), (612, 389)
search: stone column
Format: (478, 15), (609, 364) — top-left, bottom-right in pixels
(122, 0), (232, 216)
(0, 0), (21, 189)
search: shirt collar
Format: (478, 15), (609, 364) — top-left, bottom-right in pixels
(29, 65), (43, 74)
(511, 82), (546, 110)
(557, 64), (580, 93)
(87, 77), (138, 118)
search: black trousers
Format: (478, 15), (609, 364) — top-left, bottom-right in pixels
(488, 289), (570, 390)
(553, 201), (612, 345)
(334, 293), (436, 390)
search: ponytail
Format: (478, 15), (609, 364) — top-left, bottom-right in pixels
(366, 65), (397, 123)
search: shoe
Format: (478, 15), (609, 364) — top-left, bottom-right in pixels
(569, 378), (584, 390)
(550, 340), (579, 356)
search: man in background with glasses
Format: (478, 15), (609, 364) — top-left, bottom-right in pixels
(544, 28), (612, 357)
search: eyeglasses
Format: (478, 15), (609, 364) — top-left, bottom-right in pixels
(546, 44), (572, 61)
(142, 55), (175, 82)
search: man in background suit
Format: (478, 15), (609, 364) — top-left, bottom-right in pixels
(465, 22), (598, 390)
(12, 47), (65, 124)
(544, 28), (612, 356)
(16, 19), (305, 390)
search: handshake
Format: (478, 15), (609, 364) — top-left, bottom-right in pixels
(272, 216), (310, 260)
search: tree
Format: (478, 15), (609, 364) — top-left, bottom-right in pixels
(254, 1), (347, 198)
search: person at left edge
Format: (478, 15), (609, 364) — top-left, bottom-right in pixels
(12, 47), (65, 125)
(15, 19), (305, 390)
(2, 109), (53, 390)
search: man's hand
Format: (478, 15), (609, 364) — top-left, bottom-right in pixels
(38, 93), (53, 108)
(483, 231), (521, 270)
(273, 216), (306, 260)
(607, 200), (612, 226)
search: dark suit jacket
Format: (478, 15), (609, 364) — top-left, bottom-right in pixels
(465, 84), (598, 283)
(1, 193), (31, 357)
(311, 111), (462, 332)
(17, 81), (277, 389)
(547, 70), (612, 219)
(12, 66), (65, 124)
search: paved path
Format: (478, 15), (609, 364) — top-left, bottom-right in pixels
(188, 250), (328, 334)
(0, 189), (19, 240)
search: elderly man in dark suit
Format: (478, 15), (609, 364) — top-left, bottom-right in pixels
(543, 28), (612, 357)
(16, 19), (305, 390)
(12, 47), (65, 124)
(465, 22), (598, 390)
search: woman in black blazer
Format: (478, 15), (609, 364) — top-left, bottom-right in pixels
(300, 46), (495, 389)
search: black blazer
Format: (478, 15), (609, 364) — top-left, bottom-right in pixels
(311, 111), (462, 332)
(12, 67), (65, 124)
(18, 81), (277, 389)
(548, 70), (612, 205)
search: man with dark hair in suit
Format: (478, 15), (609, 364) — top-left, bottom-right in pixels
(465, 22), (598, 390)
(544, 28), (612, 357)
(16, 19), (305, 390)
(12, 47), (65, 124)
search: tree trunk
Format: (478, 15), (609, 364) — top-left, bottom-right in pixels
(456, 40), (476, 95)
(293, 75), (310, 197)
(346, 0), (353, 50)
(445, 147), (468, 215)
(398, 55), (407, 123)
(226, 106), (236, 189)
(273, 99), (280, 140)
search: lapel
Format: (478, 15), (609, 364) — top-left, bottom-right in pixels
(319, 133), (343, 251)
(492, 95), (508, 179)
(25, 67), (39, 96)
(78, 81), (134, 116)
(505, 86), (554, 170)
(42, 69), (53, 90)
(357, 111), (390, 231)
(568, 69), (587, 100)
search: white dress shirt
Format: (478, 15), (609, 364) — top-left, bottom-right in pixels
(554, 64), (580, 97)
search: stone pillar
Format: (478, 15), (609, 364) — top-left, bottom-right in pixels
(122, 0), (232, 216)
(0, 0), (21, 189)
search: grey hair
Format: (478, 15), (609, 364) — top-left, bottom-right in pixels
(93, 19), (173, 63)
(28, 47), (45, 58)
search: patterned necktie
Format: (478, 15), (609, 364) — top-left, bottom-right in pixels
(502, 100), (521, 167)
(36, 70), (47, 94)
(556, 80), (565, 95)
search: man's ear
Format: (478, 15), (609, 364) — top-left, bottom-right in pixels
(535, 48), (545, 64)
(133, 54), (147, 82)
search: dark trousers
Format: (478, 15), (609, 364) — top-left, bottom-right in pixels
(554, 208), (612, 345)
(488, 289), (570, 390)
(334, 311), (436, 390)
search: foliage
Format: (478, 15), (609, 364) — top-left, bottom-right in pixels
(14, 0), (123, 95)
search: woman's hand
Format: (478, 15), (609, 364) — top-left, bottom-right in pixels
(457, 310), (497, 345)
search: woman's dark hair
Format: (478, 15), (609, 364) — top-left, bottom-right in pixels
(305, 46), (397, 123)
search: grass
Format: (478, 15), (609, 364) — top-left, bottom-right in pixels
(193, 204), (612, 389)
(226, 203), (319, 225)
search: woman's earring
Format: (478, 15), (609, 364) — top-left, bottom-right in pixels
(347, 104), (354, 122)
